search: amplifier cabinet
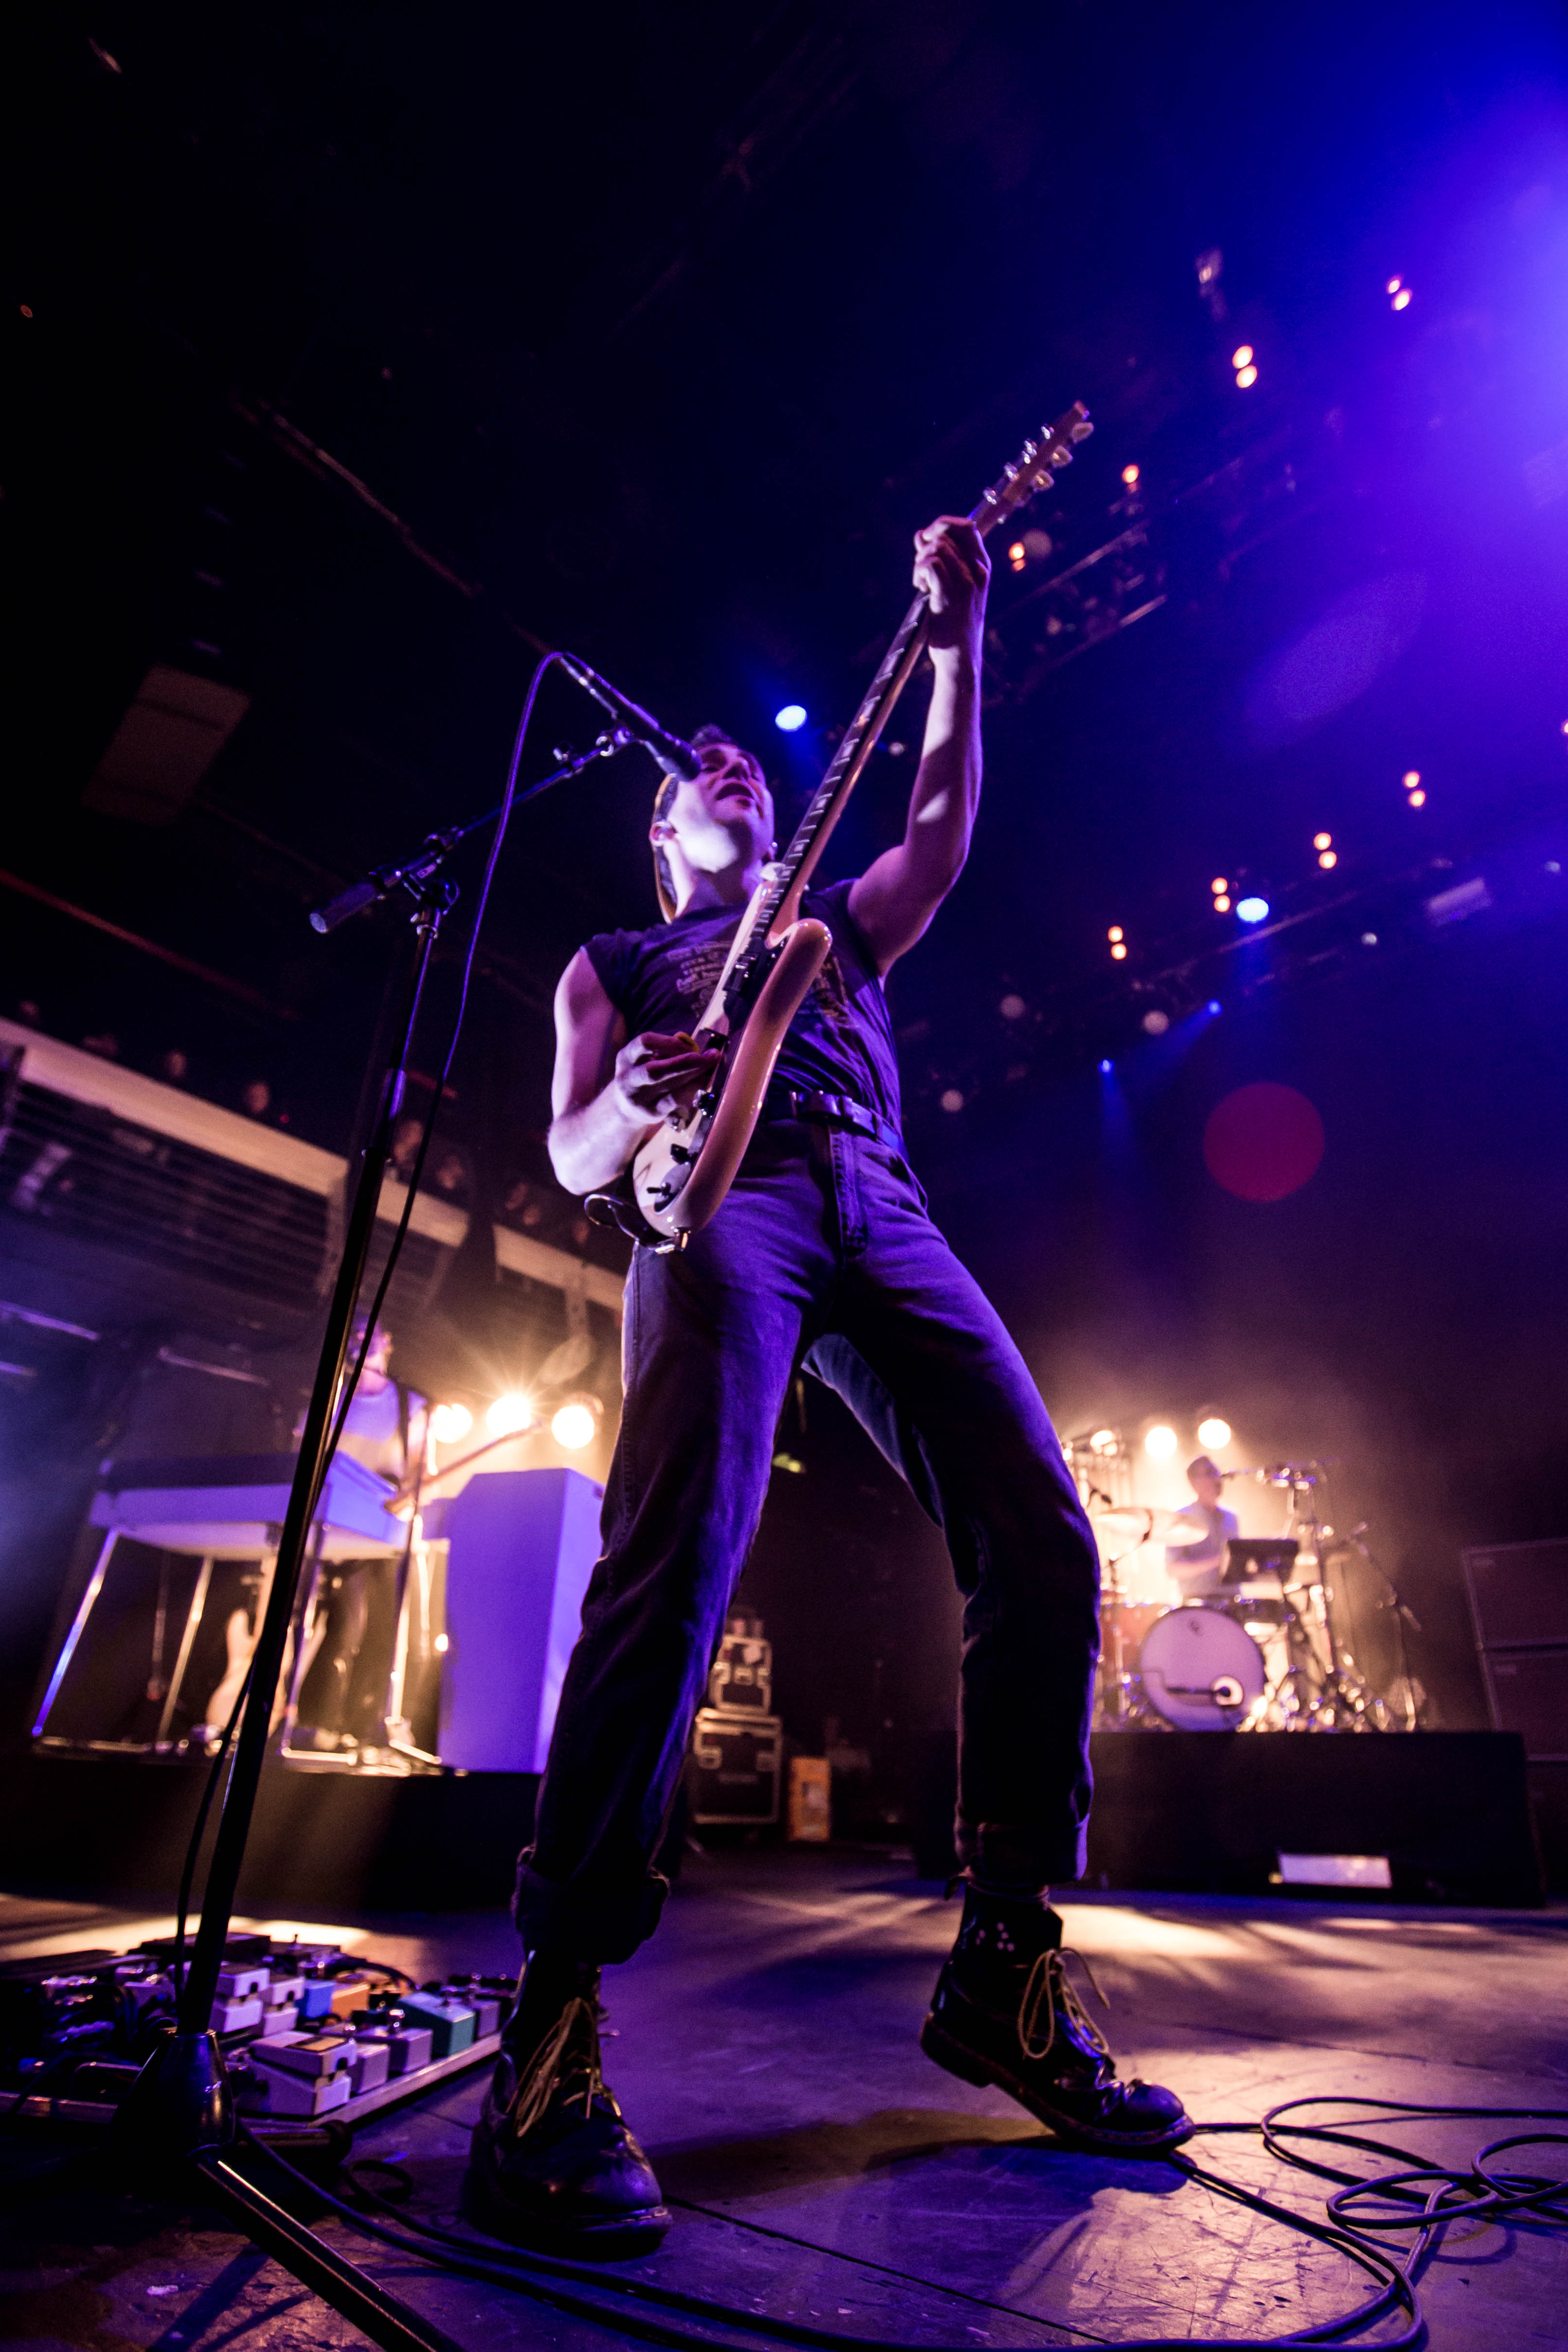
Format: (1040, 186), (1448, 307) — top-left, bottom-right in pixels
(1463, 1538), (1568, 1764)
(688, 1708), (782, 1825)
(1462, 1538), (1568, 1650)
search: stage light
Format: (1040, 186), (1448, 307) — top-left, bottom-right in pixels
(1407, 790), (1426, 807)
(1213, 895), (1231, 913)
(1386, 277), (1402, 295)
(1236, 895), (1270, 924)
(486, 1393), (533, 1437)
(939, 1087), (965, 1113)
(1110, 943), (1128, 961)
(1108, 926), (1123, 941)
(1091, 1428), (1118, 1454)
(551, 1397), (600, 1450)
(1313, 832), (1332, 850)
(999, 992), (1026, 1019)
(1212, 877), (1229, 895)
(1207, 1000), (1222, 1014)
(1403, 770), (1421, 788)
(1144, 1423), (1178, 1460)
(1392, 288), (1412, 311)
(774, 703), (808, 733)
(429, 1401), (472, 1444)
(1232, 346), (1253, 369)
(1318, 849), (1337, 869)
(1197, 1415), (1232, 1449)
(1142, 1009), (1170, 1036)
(1361, 931), (1379, 946)
(1098, 1057), (1113, 1073)
(434, 1632), (450, 1653)
(1121, 463), (1140, 488)
(1008, 540), (1026, 573)
(1235, 364), (1258, 388)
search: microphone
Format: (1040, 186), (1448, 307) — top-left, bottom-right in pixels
(559, 654), (700, 782)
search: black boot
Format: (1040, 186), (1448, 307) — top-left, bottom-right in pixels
(920, 1886), (1191, 2154)
(465, 1955), (669, 2255)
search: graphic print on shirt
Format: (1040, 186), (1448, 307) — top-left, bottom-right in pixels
(672, 932), (862, 1044)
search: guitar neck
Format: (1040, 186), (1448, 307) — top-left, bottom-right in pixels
(728, 401), (1091, 998)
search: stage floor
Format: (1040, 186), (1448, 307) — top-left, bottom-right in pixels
(3, 1848), (1565, 2352)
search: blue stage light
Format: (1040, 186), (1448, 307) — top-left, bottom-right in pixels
(774, 703), (808, 733)
(1236, 895), (1270, 925)
(1208, 1000), (1222, 1014)
(1098, 1058), (1113, 1074)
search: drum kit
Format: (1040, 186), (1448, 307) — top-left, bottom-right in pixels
(1084, 1459), (1405, 1733)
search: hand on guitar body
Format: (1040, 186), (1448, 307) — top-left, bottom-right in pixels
(615, 1031), (722, 1125)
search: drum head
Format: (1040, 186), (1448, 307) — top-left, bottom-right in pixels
(1138, 1605), (1267, 1731)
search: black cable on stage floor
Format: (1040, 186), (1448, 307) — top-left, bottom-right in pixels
(232, 2093), (1568, 2352)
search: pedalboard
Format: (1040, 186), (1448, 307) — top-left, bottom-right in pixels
(0, 1933), (511, 2130)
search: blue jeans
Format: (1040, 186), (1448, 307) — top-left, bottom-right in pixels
(516, 1120), (1099, 1961)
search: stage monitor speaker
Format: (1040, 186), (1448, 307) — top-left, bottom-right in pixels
(1462, 1537), (1568, 1648)
(435, 1467), (602, 1773)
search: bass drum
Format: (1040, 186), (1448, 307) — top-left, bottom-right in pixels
(1138, 1605), (1267, 1731)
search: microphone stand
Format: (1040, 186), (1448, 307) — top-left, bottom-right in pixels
(107, 721), (637, 2352)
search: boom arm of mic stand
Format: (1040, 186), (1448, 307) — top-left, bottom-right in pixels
(307, 729), (636, 933)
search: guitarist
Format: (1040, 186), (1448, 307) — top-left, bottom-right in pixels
(468, 517), (1189, 2254)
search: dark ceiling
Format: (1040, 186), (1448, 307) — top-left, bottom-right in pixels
(8, 0), (1568, 1164)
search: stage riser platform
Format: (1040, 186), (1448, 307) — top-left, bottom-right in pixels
(1, 1756), (536, 1912)
(920, 1730), (1541, 1905)
(1, 1729), (1541, 1911)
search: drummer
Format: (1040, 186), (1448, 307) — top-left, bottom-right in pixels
(1163, 1455), (1238, 1601)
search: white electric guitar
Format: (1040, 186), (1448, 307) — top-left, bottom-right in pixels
(628, 401), (1093, 1245)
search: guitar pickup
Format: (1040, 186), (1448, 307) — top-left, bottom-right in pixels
(669, 1144), (693, 1164)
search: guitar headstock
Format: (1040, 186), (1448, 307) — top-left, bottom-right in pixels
(969, 401), (1093, 540)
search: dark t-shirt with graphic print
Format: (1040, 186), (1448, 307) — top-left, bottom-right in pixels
(582, 877), (902, 1134)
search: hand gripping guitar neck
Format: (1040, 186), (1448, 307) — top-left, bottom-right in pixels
(628, 400), (1093, 1248)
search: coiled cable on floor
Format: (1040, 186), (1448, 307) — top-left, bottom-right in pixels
(235, 2092), (1568, 2352)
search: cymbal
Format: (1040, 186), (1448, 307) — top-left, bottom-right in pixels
(1091, 1505), (1175, 1543)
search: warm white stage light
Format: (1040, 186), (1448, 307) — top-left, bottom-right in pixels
(1231, 345), (1253, 369)
(1108, 925), (1124, 941)
(429, 1401), (473, 1444)
(551, 1399), (598, 1450)
(939, 1088), (965, 1113)
(1212, 877), (1229, 895)
(1197, 1416), (1232, 1449)
(1403, 770), (1421, 788)
(1386, 277), (1402, 295)
(486, 1394), (533, 1437)
(1407, 789), (1426, 807)
(1213, 895), (1231, 913)
(1392, 288), (1412, 310)
(1318, 849), (1338, 869)
(1235, 364), (1258, 388)
(1142, 1010), (1170, 1035)
(1313, 832), (1332, 851)
(1091, 1428), (1119, 1455)
(1110, 943), (1128, 961)
(1121, 463), (1141, 487)
(1144, 1423), (1178, 1460)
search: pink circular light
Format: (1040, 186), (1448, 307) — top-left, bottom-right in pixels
(1203, 1083), (1325, 1202)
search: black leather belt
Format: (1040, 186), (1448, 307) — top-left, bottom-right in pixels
(761, 1085), (904, 1152)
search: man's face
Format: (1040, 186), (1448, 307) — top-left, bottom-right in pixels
(653, 740), (774, 878)
(1190, 1462), (1223, 1508)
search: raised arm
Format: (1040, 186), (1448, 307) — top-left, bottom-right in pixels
(847, 516), (990, 974)
(547, 948), (721, 1194)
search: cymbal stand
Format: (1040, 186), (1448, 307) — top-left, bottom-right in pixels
(1272, 1465), (1391, 1730)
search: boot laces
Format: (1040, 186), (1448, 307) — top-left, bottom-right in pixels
(504, 1994), (607, 2139)
(1018, 1945), (1112, 2066)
